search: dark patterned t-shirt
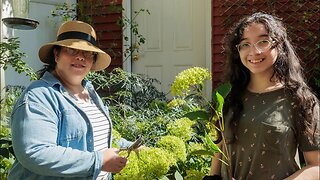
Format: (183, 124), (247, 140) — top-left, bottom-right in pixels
(221, 88), (320, 180)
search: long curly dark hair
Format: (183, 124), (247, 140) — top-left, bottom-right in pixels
(222, 12), (319, 144)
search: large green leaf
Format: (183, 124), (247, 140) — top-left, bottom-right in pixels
(213, 83), (231, 99)
(212, 83), (231, 115)
(174, 171), (183, 180)
(204, 133), (222, 154)
(159, 176), (170, 180)
(214, 92), (224, 115)
(183, 110), (209, 121)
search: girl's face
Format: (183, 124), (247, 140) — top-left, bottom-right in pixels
(53, 47), (94, 86)
(237, 23), (278, 78)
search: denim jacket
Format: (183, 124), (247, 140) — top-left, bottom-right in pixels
(8, 72), (131, 180)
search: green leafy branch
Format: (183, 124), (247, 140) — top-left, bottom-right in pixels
(119, 8), (150, 62)
(0, 38), (37, 80)
(171, 67), (232, 171)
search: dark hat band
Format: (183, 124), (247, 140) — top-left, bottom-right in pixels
(57, 31), (97, 45)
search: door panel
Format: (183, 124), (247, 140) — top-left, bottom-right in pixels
(132, 0), (206, 97)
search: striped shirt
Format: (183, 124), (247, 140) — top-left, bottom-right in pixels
(75, 97), (111, 180)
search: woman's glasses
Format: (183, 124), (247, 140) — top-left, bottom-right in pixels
(236, 39), (274, 53)
(63, 47), (97, 59)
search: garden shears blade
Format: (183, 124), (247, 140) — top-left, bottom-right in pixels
(119, 136), (144, 158)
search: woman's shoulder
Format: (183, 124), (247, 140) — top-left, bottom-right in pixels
(15, 78), (63, 107)
(24, 79), (56, 95)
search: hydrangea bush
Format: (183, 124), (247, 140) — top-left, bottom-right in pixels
(114, 147), (175, 180)
(89, 67), (229, 179)
(167, 117), (195, 142)
(156, 135), (187, 162)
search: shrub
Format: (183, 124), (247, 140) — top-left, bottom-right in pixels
(184, 169), (206, 180)
(114, 147), (175, 180)
(0, 86), (25, 179)
(156, 135), (187, 162)
(167, 117), (195, 142)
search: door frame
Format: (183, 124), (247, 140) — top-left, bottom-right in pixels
(122, 0), (212, 98)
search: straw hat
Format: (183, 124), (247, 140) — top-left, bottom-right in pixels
(38, 21), (111, 71)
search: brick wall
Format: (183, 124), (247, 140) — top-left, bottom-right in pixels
(79, 0), (123, 72)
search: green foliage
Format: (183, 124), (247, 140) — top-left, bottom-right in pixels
(114, 147), (175, 180)
(170, 67), (232, 173)
(167, 117), (195, 142)
(156, 135), (187, 162)
(112, 129), (121, 149)
(91, 67), (220, 178)
(171, 67), (211, 96)
(167, 98), (187, 108)
(0, 38), (37, 80)
(184, 169), (206, 180)
(0, 86), (25, 179)
(50, 2), (77, 22)
(184, 142), (211, 174)
(119, 8), (150, 61)
(0, 125), (15, 180)
(87, 68), (177, 147)
(86, 68), (166, 109)
(0, 86), (25, 125)
(0, 126), (13, 179)
(50, 1), (105, 23)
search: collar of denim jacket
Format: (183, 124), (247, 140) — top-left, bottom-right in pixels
(40, 71), (94, 93)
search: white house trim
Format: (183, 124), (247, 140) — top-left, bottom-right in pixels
(204, 0), (212, 98)
(122, 0), (132, 72)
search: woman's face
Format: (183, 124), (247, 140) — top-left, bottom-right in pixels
(237, 23), (278, 78)
(53, 47), (95, 86)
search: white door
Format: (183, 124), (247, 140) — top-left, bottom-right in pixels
(132, 0), (209, 97)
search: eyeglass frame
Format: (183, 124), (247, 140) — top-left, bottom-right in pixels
(62, 47), (98, 59)
(235, 39), (275, 53)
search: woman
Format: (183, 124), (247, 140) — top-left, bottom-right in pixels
(9, 21), (132, 180)
(208, 12), (319, 179)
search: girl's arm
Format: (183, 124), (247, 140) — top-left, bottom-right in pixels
(210, 153), (222, 175)
(209, 143), (222, 175)
(285, 151), (320, 180)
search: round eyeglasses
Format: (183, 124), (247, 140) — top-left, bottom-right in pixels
(63, 47), (97, 59)
(236, 39), (274, 53)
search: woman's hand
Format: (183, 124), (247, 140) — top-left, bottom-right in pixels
(101, 148), (127, 173)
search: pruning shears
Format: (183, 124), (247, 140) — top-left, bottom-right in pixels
(119, 136), (144, 158)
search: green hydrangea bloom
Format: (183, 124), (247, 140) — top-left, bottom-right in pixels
(156, 135), (186, 162)
(171, 67), (211, 96)
(205, 121), (219, 142)
(184, 169), (206, 180)
(167, 117), (195, 141)
(114, 147), (175, 180)
(187, 142), (205, 153)
(167, 98), (187, 108)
